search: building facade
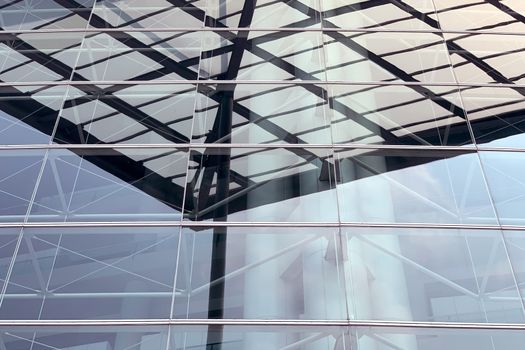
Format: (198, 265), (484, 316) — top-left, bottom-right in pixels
(0, 0), (524, 348)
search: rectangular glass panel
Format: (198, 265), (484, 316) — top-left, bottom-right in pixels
(28, 148), (188, 222)
(353, 326), (525, 350)
(0, 0), (93, 30)
(184, 147), (338, 222)
(193, 83), (332, 144)
(336, 148), (498, 224)
(323, 31), (454, 83)
(0, 32), (85, 83)
(445, 33), (525, 85)
(460, 86), (525, 148)
(436, 0), (524, 32)
(502, 230), (525, 313)
(170, 325), (347, 349)
(72, 31), (203, 82)
(0, 149), (46, 222)
(173, 226), (346, 320)
(54, 84), (198, 145)
(0, 325), (168, 350)
(480, 151), (525, 225)
(321, 0), (437, 30)
(344, 227), (524, 323)
(200, 31), (325, 80)
(0, 85), (67, 145)
(0, 226), (180, 320)
(329, 85), (472, 146)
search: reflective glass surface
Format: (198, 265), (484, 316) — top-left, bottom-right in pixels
(0, 149), (46, 222)
(329, 85), (472, 145)
(461, 86), (525, 148)
(0, 226), (180, 320)
(54, 84), (197, 144)
(353, 326), (525, 350)
(174, 227), (346, 320)
(344, 227), (523, 323)
(28, 148), (188, 222)
(0, 32), (85, 83)
(193, 83), (331, 144)
(321, 0), (438, 30)
(170, 325), (348, 350)
(480, 151), (525, 226)
(184, 147), (338, 222)
(0, 0), (93, 30)
(323, 32), (454, 83)
(0, 325), (169, 350)
(336, 149), (497, 224)
(0, 85), (66, 145)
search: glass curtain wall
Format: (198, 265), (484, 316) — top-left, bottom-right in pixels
(0, 0), (525, 349)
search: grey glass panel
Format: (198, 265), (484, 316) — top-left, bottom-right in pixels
(206, 0), (321, 29)
(0, 150), (46, 222)
(344, 227), (523, 323)
(461, 87), (525, 148)
(90, 0), (206, 29)
(73, 31), (202, 82)
(0, 0), (93, 30)
(0, 228), (22, 296)
(0, 86), (67, 145)
(479, 151), (525, 226)
(28, 148), (188, 222)
(184, 147), (338, 222)
(321, 0), (437, 30)
(445, 33), (525, 85)
(0, 32), (85, 83)
(329, 85), (472, 146)
(0, 325), (168, 350)
(54, 84), (197, 144)
(436, 1), (524, 32)
(503, 230), (525, 312)
(193, 84), (331, 144)
(173, 227), (346, 320)
(336, 149), (497, 224)
(323, 32), (455, 83)
(353, 326), (525, 350)
(0, 226), (179, 320)
(170, 325), (347, 350)
(200, 31), (325, 80)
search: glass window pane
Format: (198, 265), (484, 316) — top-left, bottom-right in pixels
(0, 32), (85, 83)
(329, 85), (472, 146)
(91, 0), (205, 28)
(73, 31), (202, 82)
(184, 147), (338, 222)
(0, 325), (168, 350)
(0, 226), (180, 320)
(321, 0), (437, 30)
(436, 1), (525, 32)
(323, 32), (454, 83)
(54, 84), (197, 145)
(353, 326), (525, 350)
(344, 227), (524, 323)
(446, 33), (525, 85)
(479, 151), (525, 226)
(0, 149), (46, 222)
(0, 1), (93, 30)
(201, 31), (325, 80)
(461, 86), (525, 148)
(173, 227), (346, 320)
(28, 148), (188, 222)
(170, 325), (347, 350)
(336, 148), (497, 224)
(0, 85), (67, 145)
(193, 83), (332, 144)
(502, 230), (525, 312)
